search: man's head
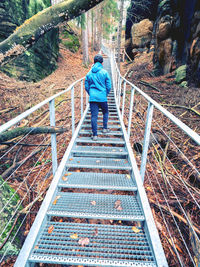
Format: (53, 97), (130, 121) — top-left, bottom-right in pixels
(94, 54), (103, 64)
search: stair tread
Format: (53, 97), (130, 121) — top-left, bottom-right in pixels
(66, 157), (131, 170)
(76, 137), (125, 144)
(47, 192), (144, 220)
(59, 171), (136, 190)
(29, 222), (156, 266)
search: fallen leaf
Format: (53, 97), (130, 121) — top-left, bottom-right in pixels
(48, 225), (54, 234)
(64, 173), (72, 176)
(69, 158), (73, 161)
(59, 219), (63, 223)
(78, 237), (90, 247)
(77, 161), (80, 163)
(96, 160), (100, 163)
(132, 226), (141, 233)
(114, 159), (121, 162)
(175, 244), (183, 254)
(53, 195), (61, 205)
(76, 170), (80, 172)
(34, 245), (39, 249)
(118, 220), (122, 223)
(112, 149), (116, 152)
(62, 176), (68, 181)
(90, 200), (96, 206)
(93, 228), (98, 236)
(114, 199), (123, 211)
(70, 233), (78, 239)
(126, 174), (131, 179)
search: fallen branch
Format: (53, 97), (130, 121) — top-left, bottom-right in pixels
(0, 107), (19, 115)
(1, 147), (43, 179)
(161, 104), (200, 117)
(180, 101), (200, 117)
(0, 126), (67, 143)
(150, 198), (200, 235)
(139, 80), (160, 92)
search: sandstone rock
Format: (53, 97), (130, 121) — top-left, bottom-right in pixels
(157, 21), (171, 40)
(175, 65), (187, 84)
(131, 19), (153, 48)
(158, 38), (173, 74)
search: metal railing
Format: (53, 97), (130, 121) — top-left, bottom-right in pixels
(105, 45), (200, 266)
(0, 77), (88, 265)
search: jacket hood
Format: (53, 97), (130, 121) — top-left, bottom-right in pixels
(91, 62), (103, 73)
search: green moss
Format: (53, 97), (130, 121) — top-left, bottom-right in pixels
(175, 65), (187, 84)
(0, 0), (59, 82)
(62, 32), (80, 53)
(0, 176), (22, 254)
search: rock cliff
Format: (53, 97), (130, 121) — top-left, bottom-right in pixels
(0, 0), (59, 82)
(126, 0), (200, 86)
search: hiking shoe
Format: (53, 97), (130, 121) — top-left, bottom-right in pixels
(92, 136), (98, 141)
(103, 128), (110, 133)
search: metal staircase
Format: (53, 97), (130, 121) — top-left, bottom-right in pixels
(14, 54), (168, 267)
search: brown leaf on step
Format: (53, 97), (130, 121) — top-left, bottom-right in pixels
(48, 225), (54, 234)
(64, 172), (72, 176)
(62, 176), (68, 181)
(114, 199), (123, 211)
(114, 159), (121, 162)
(34, 245), (39, 250)
(96, 160), (100, 163)
(59, 219), (63, 223)
(93, 227), (98, 237)
(76, 170), (80, 172)
(69, 158), (73, 161)
(77, 161), (80, 163)
(126, 174), (131, 179)
(53, 195), (61, 205)
(90, 200), (96, 206)
(78, 237), (90, 247)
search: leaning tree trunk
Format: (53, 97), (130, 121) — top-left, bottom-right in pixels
(0, 0), (104, 66)
(81, 13), (89, 66)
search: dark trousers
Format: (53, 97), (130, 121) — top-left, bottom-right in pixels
(90, 102), (109, 136)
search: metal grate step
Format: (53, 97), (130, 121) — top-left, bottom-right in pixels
(29, 222), (156, 266)
(76, 137), (125, 145)
(58, 172), (137, 191)
(84, 119), (120, 124)
(81, 124), (121, 129)
(79, 130), (123, 136)
(71, 146), (128, 158)
(47, 192), (144, 220)
(66, 157), (131, 170)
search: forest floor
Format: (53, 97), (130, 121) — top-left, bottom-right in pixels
(0, 45), (199, 267)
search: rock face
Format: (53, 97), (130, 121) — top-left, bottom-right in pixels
(126, 0), (200, 86)
(131, 19), (153, 48)
(0, 0), (59, 82)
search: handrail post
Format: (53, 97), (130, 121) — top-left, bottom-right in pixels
(122, 81), (126, 118)
(81, 80), (83, 117)
(118, 77), (122, 107)
(49, 99), (58, 175)
(127, 87), (135, 138)
(71, 86), (75, 134)
(140, 102), (154, 182)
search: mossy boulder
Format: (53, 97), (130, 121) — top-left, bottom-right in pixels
(175, 65), (187, 84)
(0, 0), (59, 82)
(0, 176), (22, 256)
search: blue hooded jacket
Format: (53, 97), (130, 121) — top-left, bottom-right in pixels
(85, 62), (111, 102)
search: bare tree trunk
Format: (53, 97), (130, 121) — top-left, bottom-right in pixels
(82, 13), (89, 66)
(93, 8), (99, 51)
(91, 10), (94, 51)
(0, 0), (104, 66)
(117, 0), (125, 70)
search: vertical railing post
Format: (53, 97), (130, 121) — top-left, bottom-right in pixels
(81, 80), (83, 117)
(49, 99), (57, 175)
(71, 86), (75, 134)
(118, 77), (122, 107)
(140, 102), (154, 182)
(122, 81), (126, 118)
(127, 87), (135, 138)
